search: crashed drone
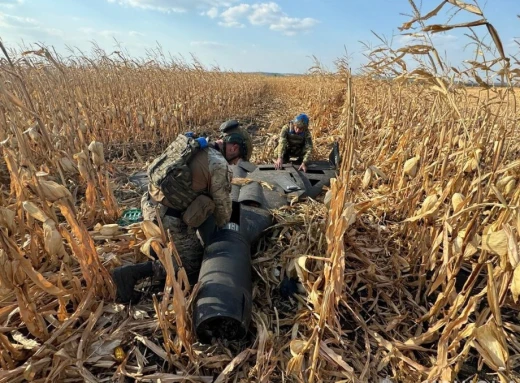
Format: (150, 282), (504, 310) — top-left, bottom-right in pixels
(118, 121), (340, 344)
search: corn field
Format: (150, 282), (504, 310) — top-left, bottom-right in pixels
(1, 1), (520, 382)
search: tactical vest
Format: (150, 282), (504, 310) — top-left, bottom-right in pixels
(147, 134), (203, 210)
(287, 129), (305, 152)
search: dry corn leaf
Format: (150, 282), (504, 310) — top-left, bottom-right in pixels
(473, 321), (508, 371)
(369, 165), (387, 180)
(38, 180), (73, 203)
(422, 195), (438, 213)
(451, 193), (465, 212)
(463, 157), (478, 173)
(403, 156), (419, 177)
(214, 348), (254, 383)
(504, 225), (519, 268)
(60, 156), (76, 173)
(290, 339), (307, 357)
(134, 334), (168, 361)
(487, 263), (502, 329)
(423, 19), (487, 33)
(362, 168), (373, 189)
(12, 331), (41, 350)
(0, 231), (65, 296)
(43, 219), (66, 259)
(88, 141), (105, 167)
(231, 177), (255, 186)
(446, 0), (482, 15)
(141, 220), (162, 239)
(24, 126), (41, 143)
(319, 341), (355, 374)
(0, 207), (16, 236)
(22, 201), (49, 222)
(56, 201), (115, 299)
(511, 264), (520, 303)
(497, 175), (516, 192)
(324, 189), (332, 209)
(231, 177), (274, 190)
(98, 224), (121, 237)
(140, 237), (163, 259)
(503, 178), (516, 196)
(406, 194), (439, 222)
(139, 373), (212, 382)
(481, 229), (508, 266)
(74, 150), (90, 180)
(452, 235), (479, 259)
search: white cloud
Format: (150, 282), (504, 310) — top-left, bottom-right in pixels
(190, 40), (229, 48)
(219, 4), (249, 27)
(106, 0), (318, 35)
(248, 2), (280, 25)
(99, 30), (122, 37)
(0, 0), (24, 9)
(107, 0), (237, 14)
(0, 13), (37, 27)
(78, 27), (95, 34)
(269, 16), (318, 36)
(218, 20), (245, 28)
(205, 7), (219, 18)
(78, 28), (123, 39)
(0, 13), (63, 37)
(42, 28), (64, 37)
(217, 2), (319, 35)
(129, 30), (146, 37)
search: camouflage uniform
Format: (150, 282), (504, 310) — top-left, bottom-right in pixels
(275, 123), (313, 164)
(112, 127), (248, 304)
(142, 143), (232, 282)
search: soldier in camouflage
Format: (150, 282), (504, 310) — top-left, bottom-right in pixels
(274, 113), (313, 172)
(112, 120), (252, 304)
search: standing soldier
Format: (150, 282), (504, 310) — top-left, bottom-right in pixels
(274, 113), (313, 172)
(112, 120), (252, 304)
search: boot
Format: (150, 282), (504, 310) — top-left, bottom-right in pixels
(111, 262), (154, 304)
(152, 256), (201, 287)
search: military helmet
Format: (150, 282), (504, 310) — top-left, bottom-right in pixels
(293, 113), (310, 129)
(219, 119), (252, 161)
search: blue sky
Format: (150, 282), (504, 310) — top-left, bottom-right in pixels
(0, 0), (518, 73)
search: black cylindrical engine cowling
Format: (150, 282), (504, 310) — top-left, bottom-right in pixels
(193, 228), (252, 343)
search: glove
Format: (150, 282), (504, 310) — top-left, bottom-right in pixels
(196, 137), (208, 149)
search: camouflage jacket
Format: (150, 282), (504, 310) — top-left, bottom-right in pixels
(149, 146), (232, 228)
(276, 123), (313, 163)
(189, 147), (232, 227)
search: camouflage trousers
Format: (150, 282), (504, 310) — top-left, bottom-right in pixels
(141, 191), (204, 282)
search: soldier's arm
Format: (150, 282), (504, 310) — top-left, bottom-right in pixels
(302, 130), (313, 163)
(276, 126), (289, 158)
(208, 155), (233, 227)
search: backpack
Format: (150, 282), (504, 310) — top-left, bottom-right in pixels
(147, 134), (204, 210)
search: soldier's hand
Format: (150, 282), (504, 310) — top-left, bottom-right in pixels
(274, 158), (283, 170)
(298, 163), (307, 172)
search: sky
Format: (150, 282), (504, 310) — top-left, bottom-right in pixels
(0, 0), (518, 74)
